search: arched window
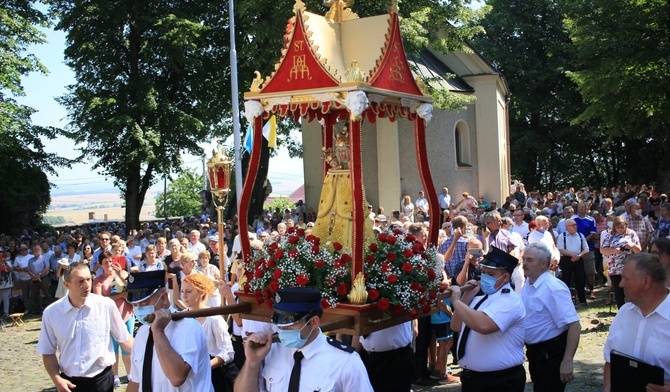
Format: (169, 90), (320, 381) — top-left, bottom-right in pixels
(455, 121), (471, 166)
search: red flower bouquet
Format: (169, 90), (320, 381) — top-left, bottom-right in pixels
(364, 228), (443, 316)
(244, 227), (352, 308)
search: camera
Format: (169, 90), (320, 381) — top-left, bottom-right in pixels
(619, 245), (628, 252)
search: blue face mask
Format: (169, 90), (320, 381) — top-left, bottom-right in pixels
(480, 273), (502, 295)
(134, 295), (161, 326)
(278, 321), (313, 348)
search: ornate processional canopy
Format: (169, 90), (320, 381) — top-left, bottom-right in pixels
(244, 0), (433, 123)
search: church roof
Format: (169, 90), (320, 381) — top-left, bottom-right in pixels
(407, 51), (475, 94)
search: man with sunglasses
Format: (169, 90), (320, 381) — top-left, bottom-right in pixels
(236, 287), (372, 392)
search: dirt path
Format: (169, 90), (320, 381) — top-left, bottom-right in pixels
(1, 288), (614, 391)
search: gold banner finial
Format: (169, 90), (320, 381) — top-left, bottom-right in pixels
(389, 0), (399, 14)
(324, 0), (359, 22)
(294, 0), (306, 13)
(250, 71), (263, 92)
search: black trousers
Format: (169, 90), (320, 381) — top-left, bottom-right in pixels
(526, 331), (568, 392)
(60, 366), (113, 392)
(231, 334), (246, 370)
(559, 256), (586, 304)
(413, 317), (432, 379)
(609, 274), (626, 309)
(360, 345), (414, 392)
(461, 364), (526, 392)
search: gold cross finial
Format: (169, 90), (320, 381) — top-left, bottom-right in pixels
(324, 0), (358, 22)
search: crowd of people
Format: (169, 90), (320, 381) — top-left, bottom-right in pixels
(0, 183), (669, 391)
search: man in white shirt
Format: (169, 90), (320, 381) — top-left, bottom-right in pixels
(438, 187), (452, 223)
(521, 243), (580, 391)
(557, 219), (589, 306)
(415, 191), (429, 220)
(38, 262), (133, 391)
(603, 253), (670, 391)
(127, 280), (213, 392)
(187, 230), (206, 255)
(512, 209), (529, 244)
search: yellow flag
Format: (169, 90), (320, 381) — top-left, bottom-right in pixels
(262, 115), (277, 148)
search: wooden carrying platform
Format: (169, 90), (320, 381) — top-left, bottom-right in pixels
(237, 292), (434, 336)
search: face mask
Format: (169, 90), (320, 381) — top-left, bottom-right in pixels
(134, 296), (161, 326)
(634, 209), (642, 216)
(480, 273), (502, 295)
(539, 227), (546, 233)
(149, 239), (156, 244)
(607, 221), (613, 229)
(278, 320), (313, 348)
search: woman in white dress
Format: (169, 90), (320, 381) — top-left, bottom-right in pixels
(181, 273), (234, 392)
(401, 195), (415, 222)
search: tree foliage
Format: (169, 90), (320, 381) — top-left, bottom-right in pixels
(564, 0), (670, 189)
(0, 1), (70, 232)
(473, 0), (665, 191)
(264, 196), (294, 215)
(50, 0), (232, 230)
(155, 169), (204, 218)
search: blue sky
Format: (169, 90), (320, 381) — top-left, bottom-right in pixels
(18, 27), (304, 197)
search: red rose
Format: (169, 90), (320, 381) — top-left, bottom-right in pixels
(297, 228), (305, 237)
(412, 244), (423, 254)
(306, 234), (316, 243)
(311, 244), (320, 254)
(402, 262), (413, 273)
(273, 269), (282, 279)
(296, 274), (309, 286)
(410, 282), (420, 291)
(406, 234), (416, 242)
(386, 252), (396, 262)
(368, 289), (380, 301)
(274, 249), (284, 259)
(404, 249), (414, 258)
(418, 296), (427, 305)
(315, 259), (325, 268)
(377, 298), (390, 310)
(393, 228), (403, 235)
(427, 268), (437, 280)
(245, 271), (253, 281)
(321, 299), (331, 309)
(417, 286), (426, 293)
(369, 243), (378, 252)
(242, 282), (250, 293)
(334, 259), (343, 268)
(387, 236), (397, 245)
(336, 283), (349, 296)
(378, 233), (388, 243)
(333, 242), (343, 251)
(409, 309), (419, 319)
(254, 269), (264, 278)
(392, 304), (404, 313)
(269, 242), (278, 251)
(421, 305), (432, 314)
(313, 237), (320, 245)
(254, 260), (263, 270)
(366, 254), (376, 264)
(381, 262), (391, 272)
(429, 290), (437, 299)
(341, 254), (352, 263)
(387, 274), (398, 283)
(269, 280), (279, 293)
(288, 235), (299, 244)
(421, 254), (428, 259)
(289, 249), (298, 258)
(287, 227), (296, 234)
(267, 258), (276, 268)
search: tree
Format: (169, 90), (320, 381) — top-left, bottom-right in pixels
(264, 196), (295, 215)
(51, 0), (233, 230)
(564, 0), (670, 190)
(472, 0), (654, 191)
(155, 169), (204, 218)
(0, 1), (70, 233)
